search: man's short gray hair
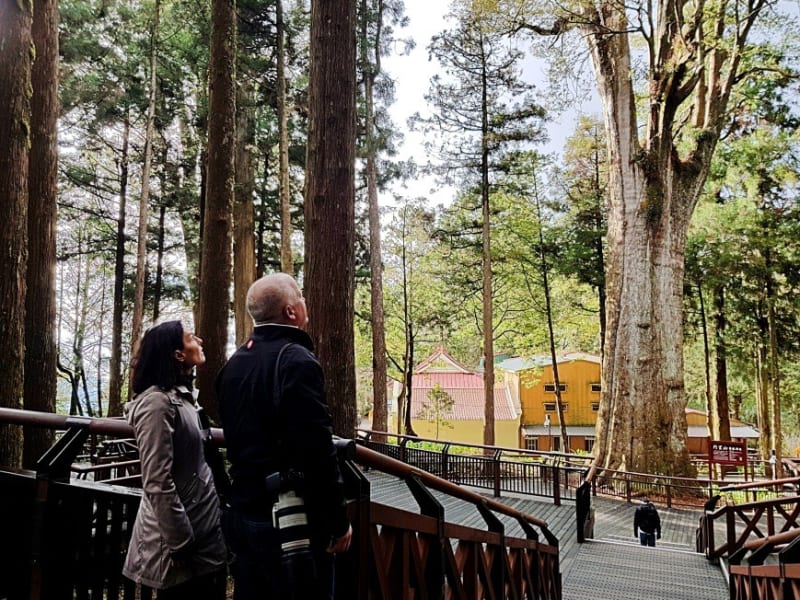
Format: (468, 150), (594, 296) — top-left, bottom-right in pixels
(246, 273), (298, 324)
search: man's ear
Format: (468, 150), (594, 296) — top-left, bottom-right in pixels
(174, 349), (185, 362)
(284, 304), (296, 321)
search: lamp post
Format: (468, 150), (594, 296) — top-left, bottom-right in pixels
(544, 414), (551, 452)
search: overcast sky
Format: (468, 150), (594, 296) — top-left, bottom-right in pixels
(379, 1), (601, 209)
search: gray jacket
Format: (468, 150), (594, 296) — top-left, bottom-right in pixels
(122, 385), (226, 589)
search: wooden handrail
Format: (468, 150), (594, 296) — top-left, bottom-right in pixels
(353, 438), (552, 532)
(0, 408), (555, 539)
(359, 428), (590, 463)
(741, 527), (800, 552)
(719, 476), (800, 492)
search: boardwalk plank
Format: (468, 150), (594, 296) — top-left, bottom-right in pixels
(365, 470), (730, 598)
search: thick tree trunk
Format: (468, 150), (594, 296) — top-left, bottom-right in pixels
(233, 81), (256, 346)
(304, 0), (357, 437)
(0, 0), (32, 468)
(23, 0), (59, 466)
(196, 0), (236, 421)
(584, 5), (704, 476)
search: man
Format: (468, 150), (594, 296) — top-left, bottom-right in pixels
(633, 498), (662, 547)
(217, 273), (352, 599)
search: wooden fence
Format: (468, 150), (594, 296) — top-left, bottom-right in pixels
(0, 408), (562, 600)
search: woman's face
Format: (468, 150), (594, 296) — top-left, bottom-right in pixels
(177, 330), (205, 368)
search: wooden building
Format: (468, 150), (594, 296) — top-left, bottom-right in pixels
(497, 352), (602, 452)
(387, 347), (521, 447)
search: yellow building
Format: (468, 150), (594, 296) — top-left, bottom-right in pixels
(497, 353), (760, 454)
(497, 352), (602, 452)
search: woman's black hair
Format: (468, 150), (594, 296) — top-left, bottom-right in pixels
(131, 320), (185, 395)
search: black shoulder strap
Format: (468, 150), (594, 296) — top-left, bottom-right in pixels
(272, 343), (294, 410)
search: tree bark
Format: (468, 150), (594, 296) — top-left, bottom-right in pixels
(304, 0), (357, 437)
(713, 285), (731, 440)
(0, 0), (32, 468)
(107, 115), (130, 417)
(23, 0), (59, 466)
(196, 0), (236, 421)
(233, 80), (256, 345)
(277, 0), (293, 275)
(361, 0), (388, 435)
(130, 0), (161, 392)
(479, 34), (495, 447)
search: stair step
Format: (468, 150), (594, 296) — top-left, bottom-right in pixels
(562, 539), (728, 600)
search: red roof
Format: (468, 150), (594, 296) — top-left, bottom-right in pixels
(405, 351), (519, 421)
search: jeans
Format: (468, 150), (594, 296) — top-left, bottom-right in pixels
(222, 506), (334, 600)
(639, 531), (656, 546)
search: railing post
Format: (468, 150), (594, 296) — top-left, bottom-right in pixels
(29, 419), (91, 600)
(666, 480), (672, 508)
(553, 464), (561, 506)
(493, 450), (502, 497)
(626, 472), (632, 503)
(442, 443), (450, 481)
(576, 481), (592, 543)
(399, 436), (409, 464)
(336, 446), (371, 600)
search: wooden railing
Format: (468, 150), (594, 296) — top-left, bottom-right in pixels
(0, 408), (562, 600)
(357, 429), (590, 505)
(696, 477), (800, 563)
(727, 530), (800, 599)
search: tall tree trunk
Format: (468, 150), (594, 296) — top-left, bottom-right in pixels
(767, 273), (782, 477)
(277, 0), (294, 275)
(233, 81), (255, 345)
(176, 98), (203, 304)
(152, 203), (166, 322)
(256, 156), (269, 278)
(305, 0), (357, 437)
(756, 341), (771, 460)
(713, 285), (731, 440)
(23, 0), (59, 465)
(196, 0), (236, 421)
(0, 0), (32, 468)
(107, 116), (130, 417)
(130, 0), (161, 390)
(479, 37), (495, 447)
(534, 178), (568, 451)
(399, 208), (416, 436)
(361, 0), (388, 435)
(698, 285), (714, 435)
(584, 9), (700, 476)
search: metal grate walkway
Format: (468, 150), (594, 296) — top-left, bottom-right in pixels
(562, 539), (728, 600)
(366, 470), (730, 599)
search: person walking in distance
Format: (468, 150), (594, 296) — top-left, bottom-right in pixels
(216, 273), (352, 599)
(634, 497), (662, 547)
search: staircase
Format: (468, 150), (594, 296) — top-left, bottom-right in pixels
(562, 538), (729, 599)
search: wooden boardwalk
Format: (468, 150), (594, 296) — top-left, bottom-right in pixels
(366, 471), (729, 599)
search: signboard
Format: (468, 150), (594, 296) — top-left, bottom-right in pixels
(709, 440), (747, 466)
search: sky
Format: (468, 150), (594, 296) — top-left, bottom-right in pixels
(379, 1), (602, 209)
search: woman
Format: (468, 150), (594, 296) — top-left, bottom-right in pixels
(123, 320), (227, 598)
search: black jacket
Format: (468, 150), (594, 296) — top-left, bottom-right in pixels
(216, 324), (349, 543)
(633, 501), (661, 536)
